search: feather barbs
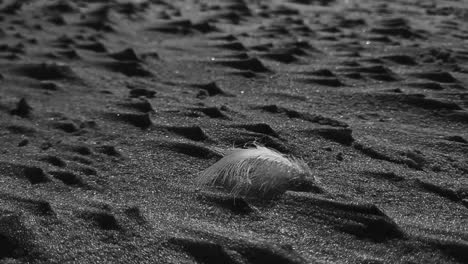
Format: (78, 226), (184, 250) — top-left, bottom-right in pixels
(196, 144), (314, 199)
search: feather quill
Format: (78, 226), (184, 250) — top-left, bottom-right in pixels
(196, 144), (313, 198)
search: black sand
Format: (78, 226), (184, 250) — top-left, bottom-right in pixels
(0, 0), (467, 263)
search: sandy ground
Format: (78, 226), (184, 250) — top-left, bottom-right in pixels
(0, 0), (467, 263)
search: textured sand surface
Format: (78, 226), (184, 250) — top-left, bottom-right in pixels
(0, 0), (467, 263)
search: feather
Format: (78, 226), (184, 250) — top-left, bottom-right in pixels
(196, 144), (314, 198)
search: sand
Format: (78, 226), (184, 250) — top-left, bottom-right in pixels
(0, 0), (467, 263)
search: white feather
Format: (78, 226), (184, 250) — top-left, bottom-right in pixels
(196, 144), (313, 198)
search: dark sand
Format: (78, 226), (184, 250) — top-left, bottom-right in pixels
(0, 0), (467, 263)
